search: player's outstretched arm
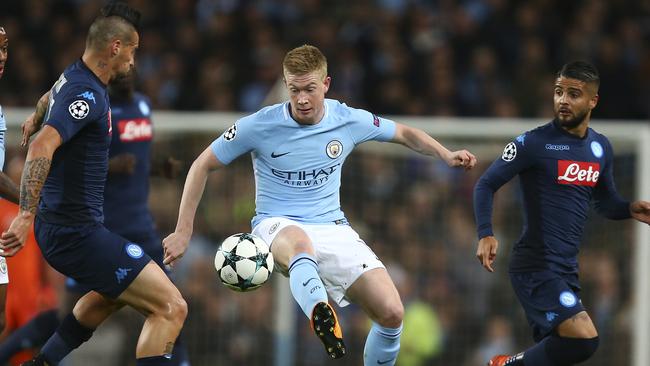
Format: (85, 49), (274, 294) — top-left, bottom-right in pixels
(630, 200), (650, 225)
(163, 146), (224, 266)
(391, 123), (476, 170)
(21, 91), (50, 146)
(0, 171), (19, 205)
(0, 126), (61, 256)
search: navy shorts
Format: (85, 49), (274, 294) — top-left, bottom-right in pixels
(510, 270), (585, 342)
(35, 219), (151, 299)
(65, 230), (167, 294)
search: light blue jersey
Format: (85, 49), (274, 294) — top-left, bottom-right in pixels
(211, 99), (396, 227)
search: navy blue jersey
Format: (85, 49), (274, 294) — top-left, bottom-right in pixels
(474, 120), (630, 275)
(103, 93), (155, 237)
(38, 59), (111, 226)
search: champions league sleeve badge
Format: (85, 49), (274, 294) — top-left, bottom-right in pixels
(68, 100), (90, 119)
(501, 142), (517, 162)
(224, 124), (237, 141)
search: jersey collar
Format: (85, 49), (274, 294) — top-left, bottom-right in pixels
(77, 58), (108, 88)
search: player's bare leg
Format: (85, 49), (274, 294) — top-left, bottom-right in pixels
(23, 262), (186, 366)
(71, 291), (124, 327)
(117, 261), (187, 359)
(488, 311), (599, 366)
(346, 268), (403, 366)
(271, 225), (345, 358)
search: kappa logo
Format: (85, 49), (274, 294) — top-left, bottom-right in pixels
(516, 134), (526, 145)
(0, 257), (6, 274)
(77, 91), (96, 104)
(68, 100), (90, 119)
(545, 144), (570, 151)
(546, 312), (559, 322)
(326, 140), (343, 159)
(115, 268), (132, 284)
(557, 160), (600, 186)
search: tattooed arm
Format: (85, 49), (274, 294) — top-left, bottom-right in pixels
(21, 90), (51, 146)
(0, 125), (61, 256)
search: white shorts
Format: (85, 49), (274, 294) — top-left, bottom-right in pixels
(252, 217), (384, 307)
(0, 256), (8, 284)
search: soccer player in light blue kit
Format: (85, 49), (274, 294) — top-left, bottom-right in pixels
(163, 44), (477, 364)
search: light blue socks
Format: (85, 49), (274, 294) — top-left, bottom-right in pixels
(364, 322), (402, 366)
(288, 253), (328, 317)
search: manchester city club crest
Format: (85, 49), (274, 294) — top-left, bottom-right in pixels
(326, 140), (343, 159)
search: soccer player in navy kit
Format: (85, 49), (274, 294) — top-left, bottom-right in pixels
(163, 44), (477, 365)
(0, 4), (187, 366)
(0, 71), (189, 365)
(474, 61), (650, 366)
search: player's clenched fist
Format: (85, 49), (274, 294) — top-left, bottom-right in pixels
(446, 149), (477, 170)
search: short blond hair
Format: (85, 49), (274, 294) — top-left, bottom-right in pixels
(283, 44), (327, 80)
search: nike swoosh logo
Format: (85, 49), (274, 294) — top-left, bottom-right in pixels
(271, 151), (290, 158)
(302, 277), (317, 287)
(377, 358), (395, 365)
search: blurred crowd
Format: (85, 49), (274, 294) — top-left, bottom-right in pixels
(0, 0), (649, 118)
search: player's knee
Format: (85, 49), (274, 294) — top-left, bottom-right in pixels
(173, 295), (188, 324)
(159, 291), (187, 327)
(276, 226), (314, 255)
(377, 301), (404, 328)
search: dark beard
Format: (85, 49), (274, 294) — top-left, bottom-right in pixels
(108, 70), (135, 102)
(554, 109), (588, 129)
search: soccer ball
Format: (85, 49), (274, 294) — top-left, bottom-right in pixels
(214, 233), (274, 292)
